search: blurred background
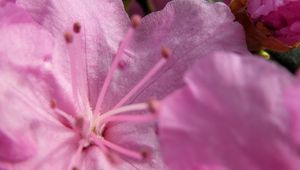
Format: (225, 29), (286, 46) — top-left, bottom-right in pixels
(123, 0), (223, 17)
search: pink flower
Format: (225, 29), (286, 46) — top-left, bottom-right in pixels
(285, 72), (300, 146)
(159, 51), (300, 170)
(1, 0), (246, 169)
(247, 0), (300, 46)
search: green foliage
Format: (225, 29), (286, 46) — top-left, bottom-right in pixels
(269, 47), (300, 73)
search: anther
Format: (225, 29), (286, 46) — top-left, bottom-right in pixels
(64, 32), (73, 43)
(73, 22), (81, 33)
(258, 50), (270, 60)
(155, 126), (159, 135)
(50, 99), (57, 109)
(131, 14), (142, 28)
(75, 117), (84, 130)
(141, 150), (152, 161)
(147, 99), (160, 113)
(161, 47), (171, 59)
(118, 60), (127, 70)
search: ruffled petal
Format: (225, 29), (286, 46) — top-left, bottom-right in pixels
(159, 52), (299, 170)
(0, 19), (79, 168)
(103, 0), (247, 111)
(0, 62), (77, 168)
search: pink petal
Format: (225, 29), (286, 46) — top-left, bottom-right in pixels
(0, 0), (15, 7)
(0, 24), (53, 67)
(0, 21), (77, 117)
(285, 72), (300, 145)
(0, 3), (32, 26)
(16, 0), (131, 109)
(159, 52), (299, 170)
(0, 19), (79, 167)
(103, 0), (247, 111)
(79, 144), (164, 170)
(0, 63), (76, 168)
(0, 131), (36, 162)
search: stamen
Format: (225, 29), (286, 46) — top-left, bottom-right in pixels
(65, 30), (91, 120)
(64, 32), (73, 43)
(93, 103), (148, 128)
(141, 150), (151, 161)
(93, 135), (144, 160)
(131, 15), (142, 28)
(147, 99), (160, 113)
(97, 103), (147, 121)
(90, 134), (109, 153)
(101, 114), (157, 124)
(118, 60), (127, 70)
(161, 47), (171, 59)
(50, 99), (75, 125)
(73, 22), (81, 33)
(50, 99), (57, 109)
(74, 117), (85, 130)
(94, 17), (141, 115)
(113, 48), (170, 109)
(54, 108), (74, 124)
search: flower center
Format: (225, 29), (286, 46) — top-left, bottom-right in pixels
(51, 14), (170, 169)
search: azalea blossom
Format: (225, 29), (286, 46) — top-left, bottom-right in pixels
(159, 51), (300, 170)
(247, 0), (300, 46)
(0, 0), (246, 169)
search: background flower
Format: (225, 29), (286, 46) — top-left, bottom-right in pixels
(247, 0), (300, 46)
(159, 51), (300, 170)
(124, 0), (171, 16)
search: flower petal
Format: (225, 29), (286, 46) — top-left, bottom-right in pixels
(0, 2), (32, 26)
(285, 73), (300, 145)
(16, 0), (131, 109)
(159, 52), (299, 170)
(0, 62), (76, 168)
(103, 0), (248, 110)
(0, 19), (79, 167)
(0, 24), (53, 67)
(0, 19), (77, 117)
(0, 0), (15, 7)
